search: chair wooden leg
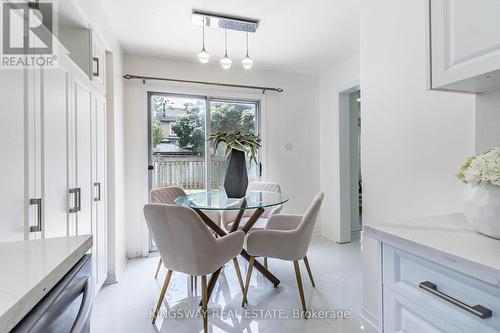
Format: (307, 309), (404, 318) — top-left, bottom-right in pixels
(303, 255), (315, 287)
(264, 257), (268, 269)
(242, 256), (255, 307)
(201, 275), (208, 333)
(233, 257), (245, 294)
(152, 270), (173, 324)
(154, 258), (162, 279)
(293, 261), (307, 317)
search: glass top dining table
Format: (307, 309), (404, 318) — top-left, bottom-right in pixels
(175, 190), (289, 210)
(174, 189), (288, 296)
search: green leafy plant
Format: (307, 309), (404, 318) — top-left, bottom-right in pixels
(209, 122), (261, 165)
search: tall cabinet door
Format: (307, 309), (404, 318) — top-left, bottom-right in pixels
(26, 69), (43, 240)
(0, 69), (27, 241)
(41, 54), (71, 238)
(93, 93), (108, 290)
(72, 71), (93, 237)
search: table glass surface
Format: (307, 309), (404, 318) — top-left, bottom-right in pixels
(175, 190), (289, 210)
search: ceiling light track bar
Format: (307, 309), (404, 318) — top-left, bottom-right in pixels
(123, 74), (283, 93)
(192, 10), (259, 33)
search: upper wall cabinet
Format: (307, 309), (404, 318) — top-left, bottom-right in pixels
(91, 32), (106, 92)
(428, 0), (500, 93)
(55, 1), (106, 92)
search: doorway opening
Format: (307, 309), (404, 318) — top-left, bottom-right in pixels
(339, 86), (362, 243)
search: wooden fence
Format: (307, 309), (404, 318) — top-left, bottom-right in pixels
(153, 155), (225, 190)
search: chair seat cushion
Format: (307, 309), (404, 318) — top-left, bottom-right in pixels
(227, 217), (269, 231)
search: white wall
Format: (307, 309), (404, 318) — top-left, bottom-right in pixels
(476, 91), (500, 152)
(360, 0), (476, 321)
(78, 0), (127, 283)
(319, 55), (360, 242)
(123, 55), (320, 257)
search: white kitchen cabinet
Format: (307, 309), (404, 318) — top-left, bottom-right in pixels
(383, 287), (465, 333)
(0, 69), (28, 242)
(72, 67), (94, 237)
(91, 32), (106, 92)
(70, 66), (109, 290)
(0, 67), (57, 241)
(92, 93), (108, 290)
(365, 214), (500, 333)
(58, 26), (106, 93)
(26, 69), (42, 240)
(428, 0), (500, 93)
(0, 40), (108, 292)
(41, 51), (72, 239)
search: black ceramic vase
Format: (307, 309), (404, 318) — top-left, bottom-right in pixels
(224, 149), (248, 198)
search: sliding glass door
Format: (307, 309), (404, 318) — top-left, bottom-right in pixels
(149, 93), (207, 193)
(148, 93), (260, 194)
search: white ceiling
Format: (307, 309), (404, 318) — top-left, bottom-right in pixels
(99, 0), (360, 75)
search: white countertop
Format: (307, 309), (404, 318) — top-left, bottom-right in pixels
(364, 213), (500, 286)
(0, 235), (93, 332)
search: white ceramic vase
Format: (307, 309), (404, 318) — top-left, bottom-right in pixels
(463, 183), (500, 239)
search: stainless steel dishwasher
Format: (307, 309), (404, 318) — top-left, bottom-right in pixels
(12, 254), (94, 333)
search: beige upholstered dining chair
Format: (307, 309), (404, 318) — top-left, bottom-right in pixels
(221, 182), (282, 231)
(149, 186), (221, 280)
(221, 181), (282, 269)
(241, 192), (324, 315)
(144, 204), (245, 332)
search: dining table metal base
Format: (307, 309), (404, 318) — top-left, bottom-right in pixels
(194, 206), (281, 304)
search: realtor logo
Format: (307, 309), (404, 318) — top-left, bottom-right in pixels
(1, 0), (57, 68)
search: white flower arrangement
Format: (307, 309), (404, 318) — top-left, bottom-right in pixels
(457, 147), (500, 186)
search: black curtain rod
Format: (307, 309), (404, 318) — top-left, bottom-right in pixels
(122, 74), (284, 93)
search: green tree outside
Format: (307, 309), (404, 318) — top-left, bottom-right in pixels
(171, 102), (256, 155)
(152, 119), (164, 147)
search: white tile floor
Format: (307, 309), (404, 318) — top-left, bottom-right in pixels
(91, 236), (376, 333)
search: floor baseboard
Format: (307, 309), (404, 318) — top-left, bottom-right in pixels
(105, 257), (128, 284)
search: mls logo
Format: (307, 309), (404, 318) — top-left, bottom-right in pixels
(1, 0), (57, 68)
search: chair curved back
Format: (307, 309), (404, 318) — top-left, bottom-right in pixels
(150, 186), (222, 227)
(295, 192), (324, 259)
(247, 182), (282, 218)
(150, 186), (186, 204)
(143, 204), (218, 276)
(248, 181), (281, 193)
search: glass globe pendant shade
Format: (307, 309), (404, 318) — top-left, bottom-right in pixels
(242, 55), (253, 69)
(198, 48), (210, 63)
(220, 55), (232, 69)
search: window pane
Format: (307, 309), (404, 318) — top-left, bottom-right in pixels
(150, 94), (206, 193)
(209, 100), (259, 190)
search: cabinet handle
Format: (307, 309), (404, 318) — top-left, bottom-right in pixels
(69, 188), (79, 213)
(77, 187), (81, 211)
(29, 198), (42, 232)
(419, 281), (492, 319)
(93, 57), (99, 77)
(69, 188), (81, 212)
(94, 182), (101, 201)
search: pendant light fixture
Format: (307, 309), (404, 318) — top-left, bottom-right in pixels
(192, 11), (259, 71)
(220, 29), (232, 69)
(242, 32), (253, 70)
(197, 16), (210, 63)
